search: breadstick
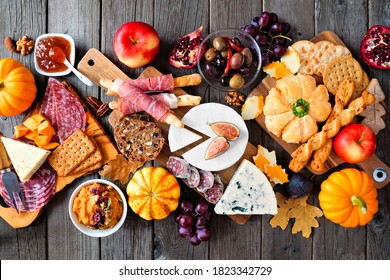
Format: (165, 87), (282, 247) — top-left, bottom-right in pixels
(289, 80), (375, 172)
(173, 74), (202, 87)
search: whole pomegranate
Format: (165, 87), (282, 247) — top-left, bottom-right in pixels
(360, 25), (390, 70)
(169, 26), (205, 69)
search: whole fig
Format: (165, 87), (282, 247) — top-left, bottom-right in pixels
(285, 173), (313, 198)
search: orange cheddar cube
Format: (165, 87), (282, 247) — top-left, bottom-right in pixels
(35, 134), (52, 147)
(24, 130), (39, 141)
(23, 113), (47, 131)
(38, 120), (56, 136)
(13, 125), (30, 139)
(40, 142), (60, 150)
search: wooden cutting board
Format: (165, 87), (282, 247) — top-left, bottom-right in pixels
(78, 48), (262, 224)
(0, 82), (119, 228)
(248, 31), (389, 189)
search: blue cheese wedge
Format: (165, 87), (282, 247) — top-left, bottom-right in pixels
(214, 159), (277, 215)
(1, 137), (51, 181)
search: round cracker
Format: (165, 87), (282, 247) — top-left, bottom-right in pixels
(323, 56), (364, 95)
(308, 40), (336, 76)
(291, 40), (315, 75)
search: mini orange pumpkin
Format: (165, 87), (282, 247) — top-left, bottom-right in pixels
(0, 58), (37, 116)
(319, 168), (378, 228)
(127, 166), (180, 220)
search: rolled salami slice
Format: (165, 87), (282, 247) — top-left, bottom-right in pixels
(166, 156), (191, 179)
(204, 174), (224, 204)
(183, 166), (200, 189)
(0, 163), (56, 212)
(197, 170), (215, 193)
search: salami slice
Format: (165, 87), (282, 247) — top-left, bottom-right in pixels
(0, 163), (56, 212)
(126, 74), (174, 92)
(196, 170), (215, 193)
(166, 156), (191, 179)
(183, 166), (200, 189)
(40, 78), (86, 143)
(204, 174), (224, 204)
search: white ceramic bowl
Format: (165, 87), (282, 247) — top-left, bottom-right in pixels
(69, 179), (127, 238)
(34, 33), (75, 76)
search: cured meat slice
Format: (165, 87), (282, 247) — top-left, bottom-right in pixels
(127, 74), (175, 92)
(0, 163), (56, 212)
(166, 156), (191, 179)
(183, 166), (200, 189)
(112, 79), (169, 121)
(40, 78), (86, 143)
(204, 174), (224, 204)
(196, 170), (214, 193)
(118, 93), (177, 115)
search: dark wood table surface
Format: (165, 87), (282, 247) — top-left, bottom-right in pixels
(0, 0), (389, 260)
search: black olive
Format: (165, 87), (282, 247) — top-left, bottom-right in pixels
(220, 75), (231, 86)
(204, 61), (222, 78)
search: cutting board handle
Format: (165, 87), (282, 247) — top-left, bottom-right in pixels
(357, 154), (389, 189)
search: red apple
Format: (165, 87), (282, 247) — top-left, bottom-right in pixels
(333, 123), (376, 164)
(113, 21), (160, 68)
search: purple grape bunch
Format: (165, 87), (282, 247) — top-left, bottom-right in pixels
(241, 11), (292, 66)
(174, 199), (212, 246)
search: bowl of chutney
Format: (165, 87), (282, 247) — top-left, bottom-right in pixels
(34, 33), (75, 76)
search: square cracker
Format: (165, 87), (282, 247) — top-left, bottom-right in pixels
(47, 129), (96, 176)
(69, 142), (103, 175)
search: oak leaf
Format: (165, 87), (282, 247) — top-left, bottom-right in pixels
(288, 201), (323, 238)
(99, 154), (143, 184)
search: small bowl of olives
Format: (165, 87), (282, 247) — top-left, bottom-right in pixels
(197, 29), (261, 91)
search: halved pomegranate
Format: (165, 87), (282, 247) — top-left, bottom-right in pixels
(169, 26), (205, 69)
(360, 25), (390, 70)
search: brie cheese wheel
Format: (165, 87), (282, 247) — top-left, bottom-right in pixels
(214, 159), (277, 215)
(1, 137), (51, 181)
(168, 127), (202, 152)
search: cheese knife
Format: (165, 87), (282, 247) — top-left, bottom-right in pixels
(0, 136), (26, 213)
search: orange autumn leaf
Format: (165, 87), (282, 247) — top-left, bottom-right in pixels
(99, 154), (144, 185)
(264, 164), (289, 185)
(288, 201), (323, 238)
(269, 192), (309, 230)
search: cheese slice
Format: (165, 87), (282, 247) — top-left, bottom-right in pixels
(168, 127), (202, 152)
(214, 159), (277, 215)
(1, 137), (51, 181)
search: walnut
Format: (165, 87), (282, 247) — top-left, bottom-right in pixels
(16, 35), (34, 55)
(225, 91), (245, 108)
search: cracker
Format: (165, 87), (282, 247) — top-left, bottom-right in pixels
(69, 145), (103, 174)
(69, 160), (104, 176)
(352, 70), (369, 100)
(308, 41), (336, 76)
(47, 129), (96, 176)
(323, 56), (364, 95)
(291, 40), (315, 75)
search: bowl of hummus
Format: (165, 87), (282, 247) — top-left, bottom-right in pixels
(69, 179), (127, 237)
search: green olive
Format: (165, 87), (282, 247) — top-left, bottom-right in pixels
(205, 48), (218, 61)
(230, 53), (245, 69)
(221, 50), (228, 59)
(229, 73), (245, 89)
(212, 37), (227, 51)
(241, 48), (253, 65)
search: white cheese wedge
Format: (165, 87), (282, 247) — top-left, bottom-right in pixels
(281, 46), (300, 74)
(241, 95), (264, 120)
(168, 127), (202, 152)
(214, 159), (277, 215)
(1, 137), (51, 181)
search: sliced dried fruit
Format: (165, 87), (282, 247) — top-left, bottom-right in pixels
(204, 136), (229, 160)
(209, 121), (240, 141)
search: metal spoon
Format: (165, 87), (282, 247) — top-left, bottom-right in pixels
(49, 47), (94, 86)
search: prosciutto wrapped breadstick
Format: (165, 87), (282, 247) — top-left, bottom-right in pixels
(109, 93), (202, 114)
(106, 73), (202, 96)
(101, 78), (184, 128)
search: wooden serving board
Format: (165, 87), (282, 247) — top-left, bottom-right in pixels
(0, 82), (119, 228)
(78, 48), (260, 224)
(249, 31), (389, 188)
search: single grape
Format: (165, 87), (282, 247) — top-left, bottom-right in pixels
(178, 226), (192, 238)
(281, 22), (290, 34)
(270, 22), (283, 34)
(174, 212), (181, 223)
(195, 200), (209, 216)
(178, 213), (194, 228)
(272, 45), (287, 57)
(251, 17), (260, 28)
(243, 24), (257, 37)
(196, 216), (209, 229)
(189, 233), (201, 246)
(258, 11), (271, 28)
(274, 37), (287, 45)
(261, 54), (271, 66)
(202, 210), (212, 222)
(269, 12), (278, 23)
(180, 199), (194, 214)
(254, 32), (271, 46)
(196, 228), (211, 241)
